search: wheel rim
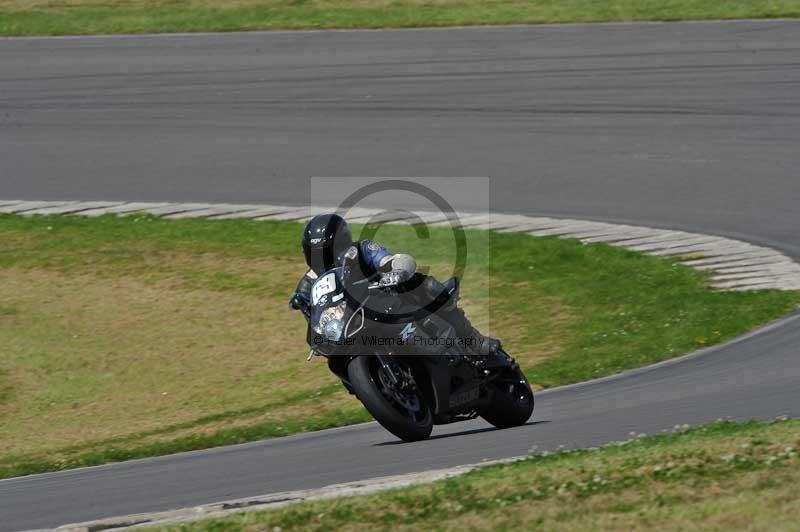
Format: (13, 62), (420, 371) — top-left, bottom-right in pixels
(370, 358), (430, 426)
(501, 378), (533, 408)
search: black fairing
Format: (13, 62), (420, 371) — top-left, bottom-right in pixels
(307, 262), (495, 421)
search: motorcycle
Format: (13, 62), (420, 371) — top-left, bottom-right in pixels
(299, 246), (534, 442)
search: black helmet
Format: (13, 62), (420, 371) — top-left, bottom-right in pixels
(302, 213), (353, 275)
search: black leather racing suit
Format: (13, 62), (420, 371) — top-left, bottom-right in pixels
(290, 240), (498, 356)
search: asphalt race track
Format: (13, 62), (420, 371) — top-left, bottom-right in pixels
(3, 20), (800, 254)
(1, 20), (800, 531)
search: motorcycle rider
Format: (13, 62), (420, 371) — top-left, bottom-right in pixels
(289, 213), (501, 357)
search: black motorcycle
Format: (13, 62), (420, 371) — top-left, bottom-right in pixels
(300, 247), (534, 442)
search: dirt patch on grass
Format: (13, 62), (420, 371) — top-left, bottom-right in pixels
(0, 238), (574, 461)
(0, 264), (319, 456)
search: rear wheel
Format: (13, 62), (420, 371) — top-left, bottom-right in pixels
(348, 355), (433, 442)
(480, 360), (534, 429)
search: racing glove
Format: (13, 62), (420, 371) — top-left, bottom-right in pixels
(379, 269), (411, 287)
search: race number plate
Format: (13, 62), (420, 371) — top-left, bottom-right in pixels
(311, 272), (337, 305)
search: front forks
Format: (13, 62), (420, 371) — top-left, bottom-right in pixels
(376, 354), (401, 387)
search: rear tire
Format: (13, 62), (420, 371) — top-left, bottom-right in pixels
(348, 356), (433, 442)
(480, 366), (534, 429)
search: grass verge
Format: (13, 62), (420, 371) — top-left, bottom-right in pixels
(2, 0), (800, 37)
(160, 418), (800, 531)
(0, 213), (798, 479)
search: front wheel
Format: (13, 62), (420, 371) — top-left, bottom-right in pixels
(347, 355), (433, 442)
(480, 364), (534, 429)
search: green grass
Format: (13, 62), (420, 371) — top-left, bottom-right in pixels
(2, 0), (800, 37)
(0, 212), (798, 480)
(161, 418), (800, 531)
(1, 385), (373, 479)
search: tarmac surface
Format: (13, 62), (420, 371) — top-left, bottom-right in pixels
(1, 20), (799, 531)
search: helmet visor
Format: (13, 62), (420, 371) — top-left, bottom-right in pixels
(306, 244), (339, 275)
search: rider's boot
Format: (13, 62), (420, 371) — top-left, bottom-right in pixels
(419, 274), (508, 368)
(439, 305), (503, 363)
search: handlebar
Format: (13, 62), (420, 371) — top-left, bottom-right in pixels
(368, 282), (398, 292)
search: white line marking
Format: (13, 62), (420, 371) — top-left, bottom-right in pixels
(0, 201), (67, 213)
(163, 204), (267, 219)
(21, 201), (125, 216)
(52, 455), (529, 531)
(78, 202), (172, 216)
(210, 205), (295, 219)
(3, 200), (799, 291)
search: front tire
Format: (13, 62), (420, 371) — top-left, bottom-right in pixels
(348, 355), (433, 442)
(480, 365), (534, 429)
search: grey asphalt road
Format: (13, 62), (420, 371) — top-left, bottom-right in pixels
(1, 20), (800, 531)
(2, 20), (800, 254)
